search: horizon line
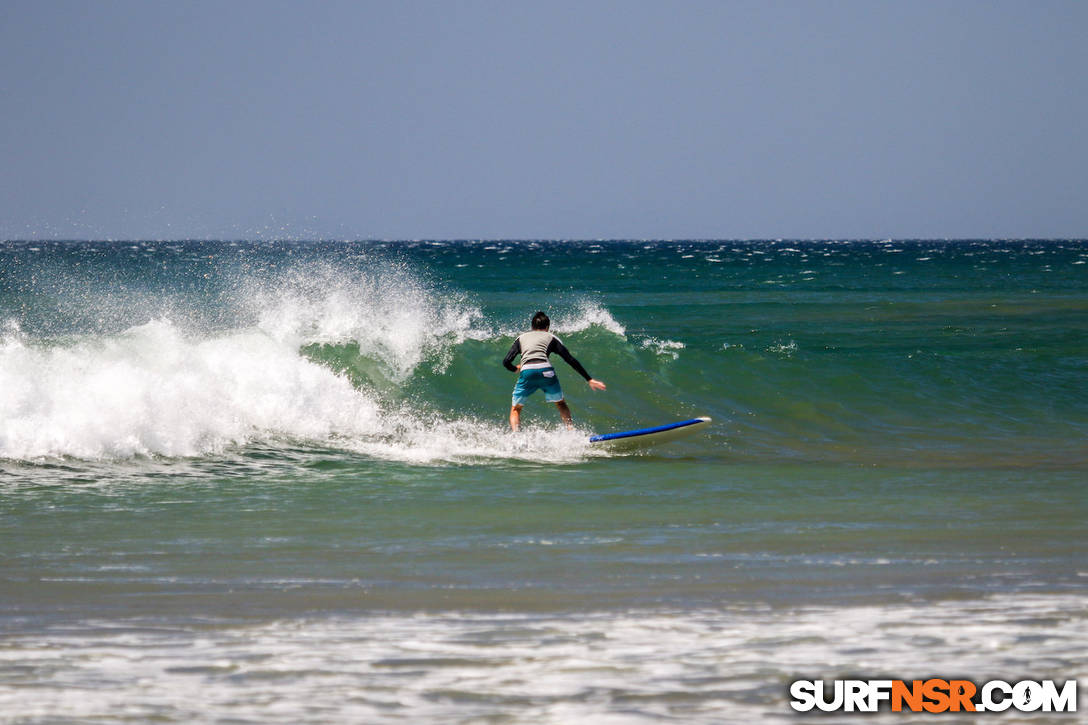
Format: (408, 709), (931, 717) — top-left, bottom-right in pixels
(3, 237), (1086, 244)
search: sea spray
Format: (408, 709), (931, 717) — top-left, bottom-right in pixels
(245, 262), (491, 379)
(0, 254), (624, 463)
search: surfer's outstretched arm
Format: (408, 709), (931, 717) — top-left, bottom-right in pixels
(549, 337), (606, 390)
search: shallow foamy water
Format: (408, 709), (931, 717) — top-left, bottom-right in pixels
(2, 595), (1084, 723)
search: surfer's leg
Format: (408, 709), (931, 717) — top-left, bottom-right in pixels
(510, 404), (523, 432)
(555, 400), (573, 429)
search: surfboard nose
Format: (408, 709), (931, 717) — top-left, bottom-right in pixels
(588, 416), (712, 448)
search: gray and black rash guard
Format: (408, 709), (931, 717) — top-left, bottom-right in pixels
(502, 330), (592, 381)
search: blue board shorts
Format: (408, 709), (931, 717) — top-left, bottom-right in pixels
(512, 367), (564, 405)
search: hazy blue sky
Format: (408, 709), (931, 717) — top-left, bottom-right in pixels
(2, 0), (1085, 240)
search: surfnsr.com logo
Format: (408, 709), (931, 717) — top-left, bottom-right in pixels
(789, 679), (1078, 713)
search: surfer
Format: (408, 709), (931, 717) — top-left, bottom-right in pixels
(503, 311), (606, 431)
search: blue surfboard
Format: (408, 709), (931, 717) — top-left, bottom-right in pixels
(588, 416), (711, 449)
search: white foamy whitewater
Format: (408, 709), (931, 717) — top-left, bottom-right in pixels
(0, 266), (626, 464)
(1, 594), (1082, 723)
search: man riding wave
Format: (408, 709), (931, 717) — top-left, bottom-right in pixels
(502, 311), (606, 432)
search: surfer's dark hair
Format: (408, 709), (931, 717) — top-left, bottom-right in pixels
(531, 311), (550, 330)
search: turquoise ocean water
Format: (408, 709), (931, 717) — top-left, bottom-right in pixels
(1, 240), (1085, 722)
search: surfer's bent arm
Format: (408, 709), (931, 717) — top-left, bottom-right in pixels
(502, 339), (521, 372)
(547, 337), (592, 381)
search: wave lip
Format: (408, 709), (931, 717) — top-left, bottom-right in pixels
(247, 263), (492, 381)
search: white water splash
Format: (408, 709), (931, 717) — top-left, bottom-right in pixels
(0, 319), (381, 459)
(0, 268), (613, 463)
(639, 337), (685, 360)
(766, 340), (798, 357)
(247, 263), (490, 379)
(551, 302), (627, 337)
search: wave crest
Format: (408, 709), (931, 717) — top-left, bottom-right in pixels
(248, 263), (489, 379)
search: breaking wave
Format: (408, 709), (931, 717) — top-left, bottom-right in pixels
(0, 262), (634, 463)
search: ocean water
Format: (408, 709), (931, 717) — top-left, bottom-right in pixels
(1, 239), (1085, 723)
